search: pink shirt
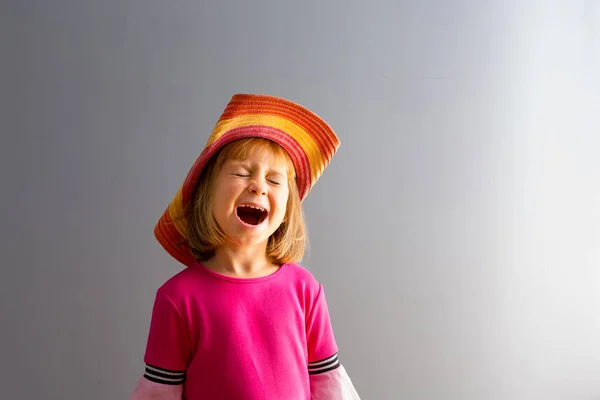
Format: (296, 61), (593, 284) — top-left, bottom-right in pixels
(142, 262), (339, 400)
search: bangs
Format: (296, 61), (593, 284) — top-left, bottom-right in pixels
(218, 138), (296, 179)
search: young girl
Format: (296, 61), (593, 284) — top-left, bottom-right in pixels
(130, 93), (361, 400)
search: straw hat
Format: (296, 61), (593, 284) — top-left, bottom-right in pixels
(154, 93), (340, 267)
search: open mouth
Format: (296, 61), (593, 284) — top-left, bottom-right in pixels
(236, 205), (268, 226)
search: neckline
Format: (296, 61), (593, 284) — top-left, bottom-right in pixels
(192, 262), (289, 283)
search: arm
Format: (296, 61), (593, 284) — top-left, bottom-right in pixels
(129, 376), (183, 400)
(305, 285), (361, 400)
(310, 364), (361, 400)
(130, 289), (190, 399)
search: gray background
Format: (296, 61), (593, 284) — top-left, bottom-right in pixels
(2, 1), (599, 399)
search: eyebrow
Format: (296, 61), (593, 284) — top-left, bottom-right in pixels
(227, 161), (287, 176)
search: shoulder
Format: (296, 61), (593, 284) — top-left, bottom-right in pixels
(282, 263), (325, 298)
(153, 266), (205, 304)
(284, 262), (320, 284)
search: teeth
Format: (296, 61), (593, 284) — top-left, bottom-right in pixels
(240, 205), (266, 212)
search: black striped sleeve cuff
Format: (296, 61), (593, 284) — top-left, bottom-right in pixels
(143, 364), (186, 385)
(308, 353), (341, 375)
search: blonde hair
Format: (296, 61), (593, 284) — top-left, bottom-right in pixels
(186, 138), (307, 264)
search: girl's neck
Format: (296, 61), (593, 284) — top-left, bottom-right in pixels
(202, 244), (280, 278)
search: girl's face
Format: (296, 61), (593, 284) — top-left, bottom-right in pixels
(211, 147), (290, 250)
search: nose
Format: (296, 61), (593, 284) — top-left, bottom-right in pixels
(248, 178), (268, 195)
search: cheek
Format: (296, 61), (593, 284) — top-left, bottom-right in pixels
(274, 190), (290, 215)
(216, 181), (242, 199)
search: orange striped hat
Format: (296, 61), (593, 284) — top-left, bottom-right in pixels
(154, 93), (340, 267)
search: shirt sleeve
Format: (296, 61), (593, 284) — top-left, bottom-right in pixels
(310, 364), (362, 400)
(306, 284), (340, 374)
(142, 288), (191, 385)
(129, 375), (184, 400)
